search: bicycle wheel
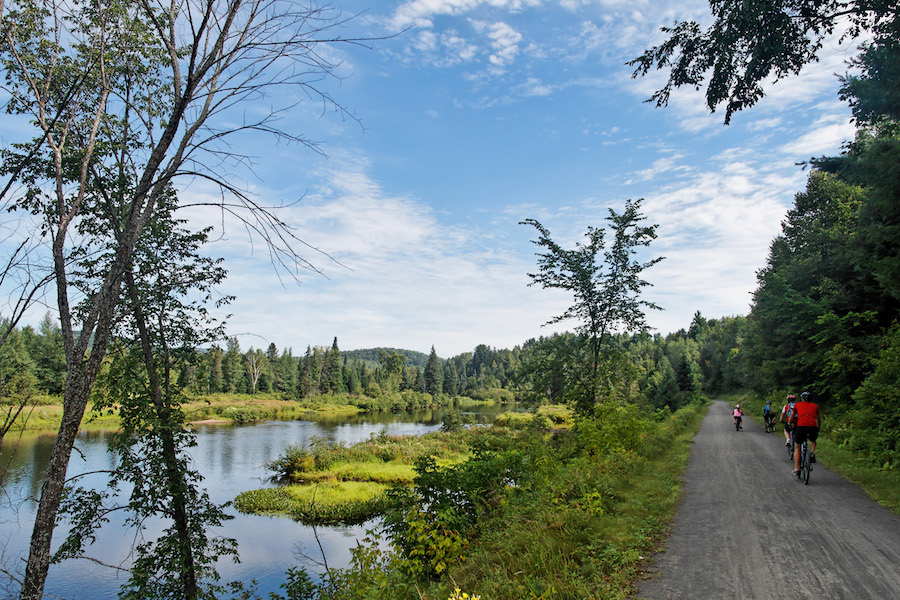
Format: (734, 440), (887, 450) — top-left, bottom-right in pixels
(804, 451), (812, 485)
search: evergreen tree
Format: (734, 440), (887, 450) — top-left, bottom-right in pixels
(276, 349), (297, 394)
(26, 314), (66, 395)
(0, 321), (38, 404)
(207, 346), (224, 393)
(222, 338), (243, 393)
(442, 363), (458, 396)
(649, 357), (680, 411)
(345, 358), (362, 394)
(321, 338), (343, 394)
(297, 346), (316, 398)
(424, 346), (444, 397)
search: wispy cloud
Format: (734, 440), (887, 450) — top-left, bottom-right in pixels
(779, 115), (855, 159)
(389, 0), (541, 30)
(201, 159), (567, 355)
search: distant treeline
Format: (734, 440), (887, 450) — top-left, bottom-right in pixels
(2, 309), (733, 412)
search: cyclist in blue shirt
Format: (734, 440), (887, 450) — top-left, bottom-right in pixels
(763, 400), (775, 430)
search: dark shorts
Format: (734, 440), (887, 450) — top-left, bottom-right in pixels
(794, 426), (819, 444)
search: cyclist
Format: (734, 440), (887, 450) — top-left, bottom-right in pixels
(763, 400), (775, 430)
(792, 391), (821, 476)
(732, 404), (743, 430)
(780, 394), (797, 447)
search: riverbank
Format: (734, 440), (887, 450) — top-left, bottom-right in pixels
(3, 390), (517, 435)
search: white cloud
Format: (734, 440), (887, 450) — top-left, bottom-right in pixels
(627, 154), (688, 183)
(389, 0), (541, 31)
(778, 116), (855, 159)
(471, 20), (522, 69)
(524, 77), (554, 96)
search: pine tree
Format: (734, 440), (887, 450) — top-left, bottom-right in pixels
(424, 346), (444, 397)
(321, 338), (343, 394)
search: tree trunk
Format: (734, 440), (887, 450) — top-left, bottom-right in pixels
(19, 375), (93, 600)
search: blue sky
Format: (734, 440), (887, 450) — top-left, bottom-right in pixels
(6, 0), (863, 358)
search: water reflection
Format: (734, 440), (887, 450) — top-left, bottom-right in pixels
(0, 406), (510, 599)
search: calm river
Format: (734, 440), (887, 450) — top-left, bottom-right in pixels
(0, 406), (507, 599)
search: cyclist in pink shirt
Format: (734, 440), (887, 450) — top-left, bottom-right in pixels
(732, 404), (743, 430)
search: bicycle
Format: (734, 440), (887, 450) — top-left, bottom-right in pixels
(796, 439), (812, 485)
(734, 416), (742, 431)
(764, 413), (777, 433)
(787, 428), (795, 461)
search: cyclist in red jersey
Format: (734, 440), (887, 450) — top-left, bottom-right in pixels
(791, 391), (821, 476)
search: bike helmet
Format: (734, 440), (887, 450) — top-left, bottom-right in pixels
(766, 400), (771, 404)
(787, 394), (796, 400)
(800, 391), (809, 400)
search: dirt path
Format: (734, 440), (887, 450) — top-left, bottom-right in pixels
(635, 400), (900, 599)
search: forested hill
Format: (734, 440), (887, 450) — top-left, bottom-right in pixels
(341, 348), (430, 369)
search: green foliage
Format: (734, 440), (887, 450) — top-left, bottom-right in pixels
(425, 346), (445, 398)
(440, 408), (467, 432)
(0, 320), (38, 402)
(746, 171), (877, 396)
(324, 402), (706, 600)
(320, 529), (401, 600)
(391, 507), (469, 579)
(521, 200), (664, 413)
(831, 325), (900, 469)
(227, 566), (319, 600)
(492, 405), (572, 431)
(629, 0), (899, 124)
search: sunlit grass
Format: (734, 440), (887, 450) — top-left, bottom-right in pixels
(284, 480), (390, 505)
(234, 481), (393, 524)
(239, 430), (485, 523)
(328, 461), (417, 484)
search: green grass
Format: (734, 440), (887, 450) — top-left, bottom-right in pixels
(234, 481), (393, 524)
(237, 429), (480, 523)
(433, 402), (706, 600)
(492, 404), (574, 430)
(316, 461), (417, 485)
(284, 480), (390, 504)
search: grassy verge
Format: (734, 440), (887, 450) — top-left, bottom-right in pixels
(314, 400), (709, 600)
(435, 402), (707, 600)
(4, 393), (370, 433)
(804, 436), (900, 512)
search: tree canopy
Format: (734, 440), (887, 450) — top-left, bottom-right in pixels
(629, 0), (899, 123)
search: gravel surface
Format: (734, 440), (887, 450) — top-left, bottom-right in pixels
(635, 400), (900, 599)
